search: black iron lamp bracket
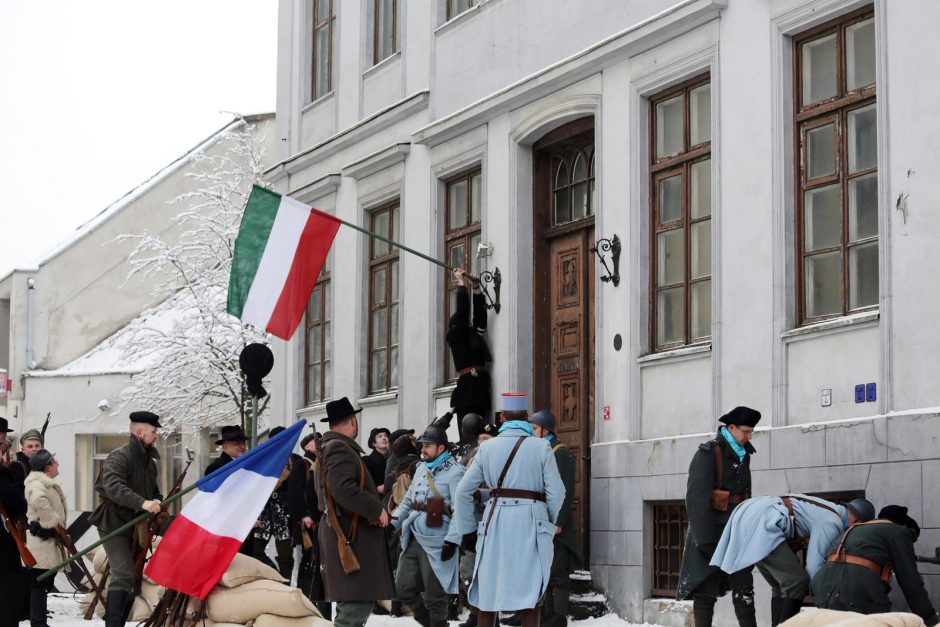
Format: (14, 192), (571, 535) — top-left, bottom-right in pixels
(478, 268), (502, 313)
(590, 234), (621, 287)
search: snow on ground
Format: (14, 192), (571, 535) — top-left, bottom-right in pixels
(34, 594), (666, 627)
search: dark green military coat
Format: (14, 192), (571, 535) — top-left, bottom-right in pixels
(811, 521), (939, 625)
(314, 431), (395, 602)
(551, 440), (582, 570)
(89, 435), (162, 536)
(676, 432), (754, 600)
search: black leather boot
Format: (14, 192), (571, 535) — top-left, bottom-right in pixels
(771, 596), (781, 626)
(733, 605), (758, 627)
(777, 598), (803, 624)
(104, 590), (128, 627)
(29, 587), (48, 627)
(410, 604), (432, 627)
(502, 612), (523, 626)
(460, 612), (479, 627)
(691, 600), (714, 627)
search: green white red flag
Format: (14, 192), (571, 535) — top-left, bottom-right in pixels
(227, 185), (340, 340)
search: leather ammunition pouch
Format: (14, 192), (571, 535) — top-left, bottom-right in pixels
(423, 498), (446, 527)
(710, 447), (749, 512)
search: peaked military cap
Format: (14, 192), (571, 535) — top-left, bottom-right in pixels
(129, 411), (162, 428)
(718, 406), (761, 428)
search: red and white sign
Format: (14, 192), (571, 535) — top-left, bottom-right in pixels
(602, 405), (611, 421)
(0, 370), (7, 398)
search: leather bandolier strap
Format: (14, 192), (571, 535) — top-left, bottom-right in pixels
(825, 520), (895, 583)
(712, 445), (750, 505)
(456, 365), (486, 377)
(782, 495), (842, 550)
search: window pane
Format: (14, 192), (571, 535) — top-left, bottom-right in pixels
(390, 206), (399, 243)
(309, 287), (321, 322)
(307, 365), (321, 402)
(323, 282), (331, 316)
(657, 228), (685, 286)
(805, 251), (842, 318)
(449, 179), (468, 229)
(657, 288), (685, 346)
(690, 159), (711, 219)
(449, 0), (471, 18)
(316, 0), (330, 22)
(390, 303), (399, 345)
(373, 268), (386, 305)
(94, 435), (127, 455)
(573, 153), (587, 181)
(390, 346), (399, 388)
(656, 95), (684, 159)
(323, 322), (331, 363)
(690, 84), (711, 146)
(309, 325), (321, 361)
(373, 212), (389, 256)
(658, 175), (682, 224)
(848, 104), (877, 173)
(691, 280), (712, 340)
(371, 350), (387, 392)
(804, 185), (841, 251)
(372, 309), (387, 349)
(846, 18), (876, 90)
(554, 189), (571, 224)
(849, 173), (878, 241)
(691, 220), (711, 279)
(450, 243), (466, 271)
(554, 160), (568, 188)
(470, 172), (482, 223)
(802, 33), (837, 105)
(572, 182), (588, 220)
(849, 241), (878, 309)
(470, 233), (481, 275)
(390, 259), (399, 298)
(806, 123), (836, 180)
(323, 359), (332, 398)
(376, 0), (394, 62)
(315, 27), (330, 98)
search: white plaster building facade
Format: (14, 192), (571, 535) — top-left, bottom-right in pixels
(270, 1), (940, 624)
(0, 114), (276, 513)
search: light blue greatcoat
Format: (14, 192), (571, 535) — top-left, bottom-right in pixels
(453, 427), (565, 611)
(391, 454), (466, 593)
(710, 494), (847, 578)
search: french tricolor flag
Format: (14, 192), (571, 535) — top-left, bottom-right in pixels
(145, 420), (305, 599)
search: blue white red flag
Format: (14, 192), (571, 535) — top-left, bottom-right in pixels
(144, 419), (305, 598)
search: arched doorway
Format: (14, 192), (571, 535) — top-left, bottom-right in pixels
(531, 116), (595, 561)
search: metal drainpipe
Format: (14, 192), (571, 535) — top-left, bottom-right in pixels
(26, 278), (37, 370)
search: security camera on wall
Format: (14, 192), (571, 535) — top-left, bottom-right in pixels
(97, 399), (111, 412)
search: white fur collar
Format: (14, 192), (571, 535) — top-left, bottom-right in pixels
(25, 470), (59, 488)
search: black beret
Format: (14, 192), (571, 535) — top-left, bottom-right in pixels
(718, 406), (761, 428)
(879, 505), (921, 540)
(389, 428), (415, 444)
(129, 411), (162, 428)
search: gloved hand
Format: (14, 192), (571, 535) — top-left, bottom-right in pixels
(461, 532), (477, 552)
(441, 541), (458, 561)
(698, 542), (717, 558)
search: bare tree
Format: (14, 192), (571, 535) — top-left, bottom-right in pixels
(112, 118), (270, 432)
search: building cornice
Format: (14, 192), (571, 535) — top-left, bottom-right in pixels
(288, 173), (343, 202)
(341, 143), (411, 180)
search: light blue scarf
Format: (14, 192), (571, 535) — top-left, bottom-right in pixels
(719, 426), (746, 462)
(426, 450), (451, 470)
(544, 432), (557, 443)
(499, 420), (534, 436)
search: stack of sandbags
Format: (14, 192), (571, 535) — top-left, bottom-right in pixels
(80, 544), (166, 621)
(781, 609), (926, 626)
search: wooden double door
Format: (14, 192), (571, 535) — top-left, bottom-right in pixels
(532, 119), (596, 561)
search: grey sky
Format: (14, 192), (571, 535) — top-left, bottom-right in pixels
(0, 1), (278, 275)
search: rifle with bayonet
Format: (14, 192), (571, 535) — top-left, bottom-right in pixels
(313, 433), (361, 574)
(55, 525), (106, 611)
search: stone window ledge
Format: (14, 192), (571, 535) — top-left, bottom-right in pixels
(358, 390), (399, 407)
(782, 310), (879, 343)
(637, 343), (711, 367)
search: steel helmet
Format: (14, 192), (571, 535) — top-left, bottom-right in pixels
(529, 410), (557, 432)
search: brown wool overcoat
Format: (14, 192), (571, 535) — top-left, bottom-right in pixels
(314, 431), (395, 602)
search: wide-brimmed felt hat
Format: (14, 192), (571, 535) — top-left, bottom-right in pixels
(319, 397), (363, 423)
(389, 428), (415, 444)
(368, 427), (391, 448)
(130, 411), (162, 428)
(216, 425), (248, 445)
(718, 406), (761, 428)
(0, 417), (14, 433)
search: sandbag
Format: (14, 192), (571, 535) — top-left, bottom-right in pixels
(129, 595), (152, 621)
(253, 614), (333, 627)
(140, 581), (166, 610)
(781, 609), (926, 627)
(218, 552), (286, 588)
(207, 580), (318, 623)
(93, 547), (109, 574)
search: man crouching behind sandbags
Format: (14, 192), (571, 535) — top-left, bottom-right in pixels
(314, 398), (395, 627)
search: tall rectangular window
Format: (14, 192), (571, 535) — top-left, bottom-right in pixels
(444, 169), (482, 381)
(92, 434), (127, 507)
(446, 0), (475, 20)
(369, 203), (400, 394)
(795, 8), (877, 324)
(651, 501), (689, 597)
(305, 259), (331, 404)
(312, 0), (334, 100)
(649, 75), (712, 351)
(373, 0), (397, 65)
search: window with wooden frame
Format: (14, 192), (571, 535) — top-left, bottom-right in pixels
(373, 0), (397, 65)
(551, 141), (595, 227)
(305, 260), (331, 405)
(312, 0), (334, 101)
(649, 75), (712, 351)
(446, 0), (476, 20)
(794, 8), (877, 324)
(651, 501), (689, 597)
(368, 203), (400, 394)
(444, 169), (482, 382)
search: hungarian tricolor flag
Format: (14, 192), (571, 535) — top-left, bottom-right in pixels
(145, 420), (305, 598)
(227, 185), (340, 340)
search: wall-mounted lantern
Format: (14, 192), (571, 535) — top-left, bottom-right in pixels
(479, 268), (501, 313)
(590, 235), (621, 287)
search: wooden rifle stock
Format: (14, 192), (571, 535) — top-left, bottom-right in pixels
(0, 501), (36, 567)
(313, 435), (361, 574)
(55, 525), (106, 611)
(85, 564), (109, 620)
